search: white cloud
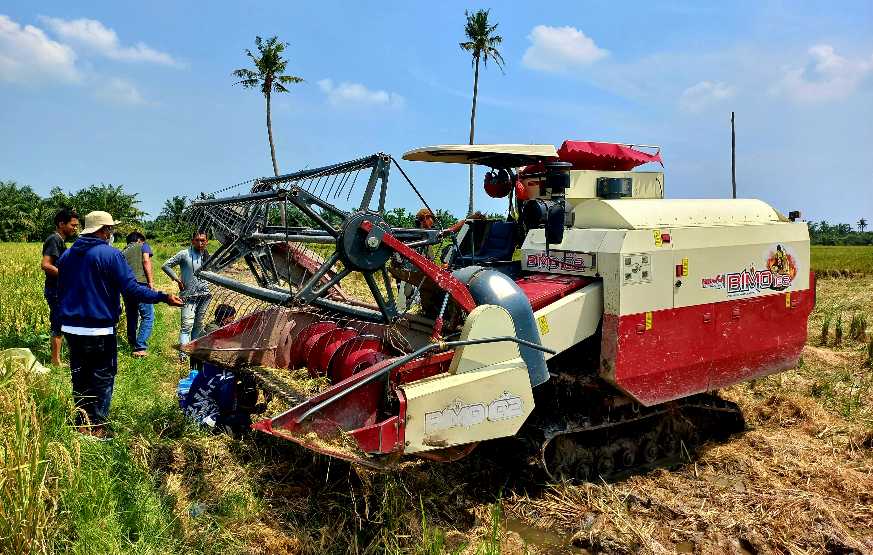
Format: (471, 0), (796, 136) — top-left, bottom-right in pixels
(522, 25), (608, 72)
(95, 77), (146, 105)
(771, 44), (873, 103)
(679, 81), (736, 113)
(39, 16), (181, 67)
(0, 14), (79, 84)
(317, 79), (404, 108)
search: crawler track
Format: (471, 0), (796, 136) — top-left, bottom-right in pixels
(527, 387), (744, 482)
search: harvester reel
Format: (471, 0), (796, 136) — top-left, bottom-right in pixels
(186, 154), (439, 326)
(291, 210), (398, 321)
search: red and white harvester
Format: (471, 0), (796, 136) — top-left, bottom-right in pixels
(182, 141), (814, 480)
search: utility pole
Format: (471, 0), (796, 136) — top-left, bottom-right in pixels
(731, 111), (737, 199)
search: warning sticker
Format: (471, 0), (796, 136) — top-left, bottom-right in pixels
(537, 315), (550, 336)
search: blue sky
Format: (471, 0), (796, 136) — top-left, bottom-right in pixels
(1, 2), (871, 224)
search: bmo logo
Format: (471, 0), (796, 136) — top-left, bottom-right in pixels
(424, 393), (523, 433)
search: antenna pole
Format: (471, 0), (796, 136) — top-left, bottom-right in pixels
(731, 111), (737, 199)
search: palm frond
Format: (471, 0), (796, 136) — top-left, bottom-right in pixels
(232, 35), (303, 96)
(277, 75), (304, 85)
(460, 8), (505, 72)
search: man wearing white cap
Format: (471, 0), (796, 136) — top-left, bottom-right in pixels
(56, 210), (183, 438)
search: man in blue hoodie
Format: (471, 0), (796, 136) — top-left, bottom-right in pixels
(57, 211), (183, 438)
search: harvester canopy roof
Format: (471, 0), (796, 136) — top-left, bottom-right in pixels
(521, 141), (664, 174)
(558, 141), (663, 171)
(402, 144), (559, 167)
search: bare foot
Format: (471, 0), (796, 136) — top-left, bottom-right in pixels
(132, 351), (148, 358)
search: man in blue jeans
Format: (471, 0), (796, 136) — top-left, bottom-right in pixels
(57, 211), (183, 438)
(122, 231), (156, 357)
(162, 230), (211, 353)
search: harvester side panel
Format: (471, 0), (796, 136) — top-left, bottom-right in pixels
(601, 279), (814, 406)
(531, 281), (603, 360)
(599, 220), (813, 406)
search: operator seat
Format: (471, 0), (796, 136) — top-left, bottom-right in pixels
(456, 220), (517, 266)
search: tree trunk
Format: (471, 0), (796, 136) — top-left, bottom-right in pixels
(266, 90), (280, 177)
(266, 88), (286, 225)
(467, 55), (480, 217)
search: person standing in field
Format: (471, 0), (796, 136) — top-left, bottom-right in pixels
(122, 231), (156, 357)
(162, 231), (212, 350)
(41, 208), (79, 366)
(56, 211), (182, 438)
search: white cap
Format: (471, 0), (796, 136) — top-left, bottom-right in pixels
(82, 211), (121, 234)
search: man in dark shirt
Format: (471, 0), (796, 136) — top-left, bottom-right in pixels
(41, 208), (79, 366)
(122, 231), (156, 357)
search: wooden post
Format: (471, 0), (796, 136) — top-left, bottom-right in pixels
(731, 111), (736, 199)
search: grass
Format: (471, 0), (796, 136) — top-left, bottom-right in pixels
(810, 245), (873, 275)
(1, 242), (872, 553)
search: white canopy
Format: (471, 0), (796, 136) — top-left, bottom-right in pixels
(402, 144), (559, 167)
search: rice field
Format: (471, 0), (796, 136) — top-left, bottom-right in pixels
(1, 241), (872, 554)
(811, 245), (873, 275)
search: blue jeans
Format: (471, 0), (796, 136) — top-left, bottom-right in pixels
(180, 294), (211, 345)
(65, 332), (117, 425)
(124, 290), (155, 351)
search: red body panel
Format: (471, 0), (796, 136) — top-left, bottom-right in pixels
(515, 273), (590, 311)
(601, 276), (815, 406)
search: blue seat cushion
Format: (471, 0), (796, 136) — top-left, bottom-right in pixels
(459, 221), (516, 264)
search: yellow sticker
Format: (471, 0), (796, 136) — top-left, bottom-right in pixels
(682, 257), (689, 277)
(537, 315), (550, 335)
(653, 229), (662, 247)
(645, 311), (653, 330)
(785, 292), (791, 308)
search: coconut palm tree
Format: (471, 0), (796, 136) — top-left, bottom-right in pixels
(460, 9), (505, 216)
(858, 218), (867, 232)
(233, 36), (304, 177)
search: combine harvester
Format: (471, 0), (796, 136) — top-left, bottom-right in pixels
(182, 141), (814, 480)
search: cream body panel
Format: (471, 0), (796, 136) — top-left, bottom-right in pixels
(533, 282), (604, 359)
(523, 228), (673, 315)
(614, 229), (675, 315)
(402, 361), (534, 453)
(571, 198), (783, 230)
(522, 170), (664, 201)
(670, 222), (810, 308)
(449, 305), (522, 374)
(564, 170), (664, 200)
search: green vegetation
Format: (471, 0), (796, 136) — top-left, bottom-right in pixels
(811, 245), (873, 275)
(808, 221), (873, 246)
(0, 180), (197, 243)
